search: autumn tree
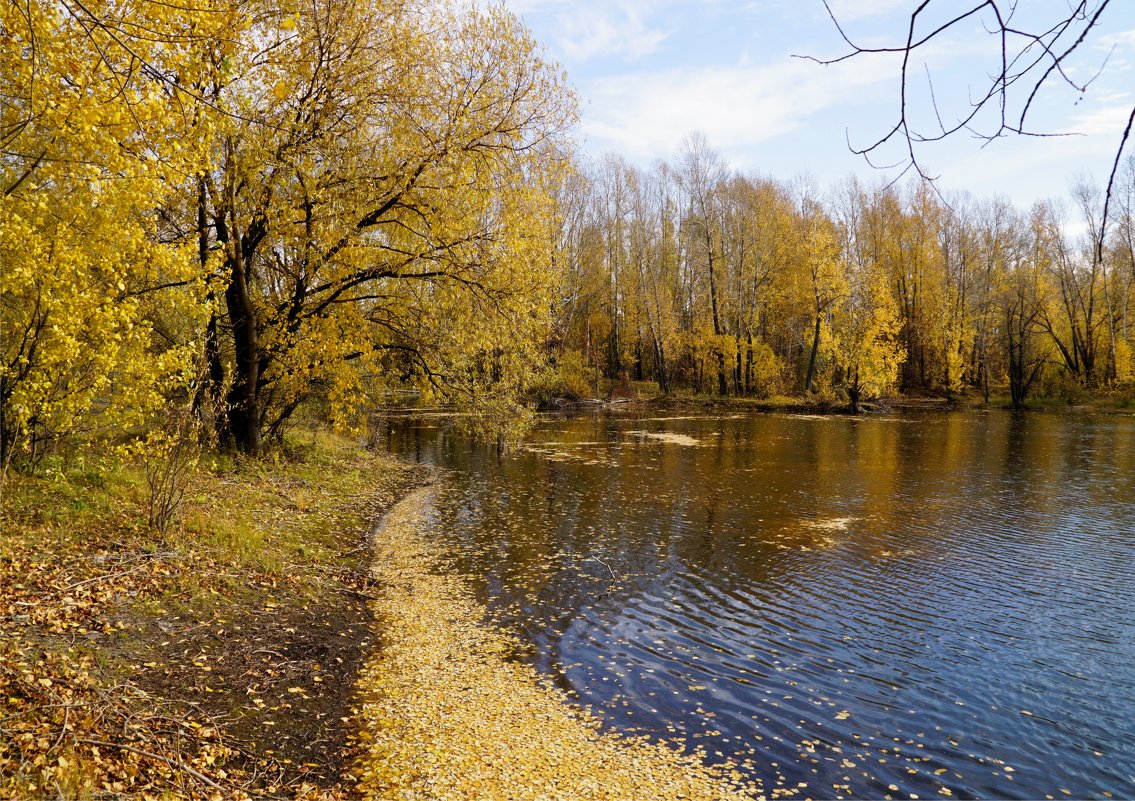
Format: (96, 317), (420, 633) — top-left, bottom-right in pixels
(928, 196), (979, 398)
(1032, 195), (1104, 387)
(716, 175), (789, 396)
(625, 162), (680, 393)
(794, 189), (846, 394)
(967, 198), (1019, 401)
(828, 269), (905, 412)
(592, 154), (633, 379)
(999, 204), (1057, 407)
(548, 130), (1125, 406)
(828, 180), (905, 410)
(1, 0), (236, 467)
(677, 133), (730, 395)
(546, 166), (605, 395)
(187, 0), (575, 453)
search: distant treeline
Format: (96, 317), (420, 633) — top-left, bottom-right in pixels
(547, 135), (1135, 411)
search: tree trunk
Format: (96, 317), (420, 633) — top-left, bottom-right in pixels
(848, 366), (861, 414)
(733, 336), (742, 395)
(224, 242), (262, 456)
(804, 314), (822, 393)
(193, 178), (229, 439)
(654, 339), (670, 394)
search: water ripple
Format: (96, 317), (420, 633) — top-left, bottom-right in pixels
(391, 410), (1135, 800)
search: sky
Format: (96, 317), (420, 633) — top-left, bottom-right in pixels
(500, 0), (1135, 215)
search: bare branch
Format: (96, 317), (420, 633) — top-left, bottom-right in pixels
(804, 0), (1126, 227)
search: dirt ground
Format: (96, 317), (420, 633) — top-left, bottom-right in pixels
(1, 441), (432, 800)
(117, 542), (388, 794)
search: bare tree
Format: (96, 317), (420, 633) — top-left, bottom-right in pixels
(802, 0), (1133, 246)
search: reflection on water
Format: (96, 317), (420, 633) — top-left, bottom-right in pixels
(384, 410), (1135, 800)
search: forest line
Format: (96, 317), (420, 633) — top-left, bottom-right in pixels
(549, 138), (1135, 412)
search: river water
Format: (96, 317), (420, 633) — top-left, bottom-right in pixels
(383, 409), (1135, 800)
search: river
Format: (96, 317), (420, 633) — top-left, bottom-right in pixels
(382, 409), (1135, 800)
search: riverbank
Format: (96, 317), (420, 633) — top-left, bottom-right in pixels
(1, 430), (429, 799)
(2, 427), (764, 800)
(540, 384), (1135, 416)
(354, 485), (760, 801)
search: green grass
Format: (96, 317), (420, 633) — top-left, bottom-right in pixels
(2, 424), (418, 601)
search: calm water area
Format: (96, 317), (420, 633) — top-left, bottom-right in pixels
(383, 409), (1135, 799)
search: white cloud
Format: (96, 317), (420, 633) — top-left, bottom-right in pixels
(1097, 28), (1135, 50)
(503, 0), (675, 64)
(579, 51), (899, 164)
(555, 8), (671, 63)
(1070, 99), (1135, 137)
(498, 0), (1129, 209)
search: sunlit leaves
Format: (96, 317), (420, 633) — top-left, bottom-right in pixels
(0, 0), (236, 464)
(355, 488), (756, 800)
(190, 0), (576, 450)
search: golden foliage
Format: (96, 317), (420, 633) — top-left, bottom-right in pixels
(1, 0), (577, 460)
(0, 0), (235, 464)
(189, 0), (576, 451)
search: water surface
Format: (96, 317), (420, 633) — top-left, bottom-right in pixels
(385, 410), (1135, 799)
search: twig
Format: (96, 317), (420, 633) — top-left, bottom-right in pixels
(582, 556), (616, 579)
(250, 648), (287, 660)
(76, 739), (227, 791)
(56, 563), (149, 594)
(48, 704), (69, 755)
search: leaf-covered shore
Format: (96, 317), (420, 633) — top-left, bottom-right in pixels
(354, 485), (760, 801)
(1, 431), (429, 799)
(2, 427), (767, 799)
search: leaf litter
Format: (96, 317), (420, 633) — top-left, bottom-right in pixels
(624, 431), (701, 447)
(353, 486), (761, 800)
(1, 440), (431, 800)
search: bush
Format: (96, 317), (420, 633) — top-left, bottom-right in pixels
(529, 349), (600, 405)
(141, 408), (201, 534)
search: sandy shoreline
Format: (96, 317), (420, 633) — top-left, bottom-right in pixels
(353, 485), (762, 801)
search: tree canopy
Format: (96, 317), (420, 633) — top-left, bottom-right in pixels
(3, 0), (1134, 469)
(2, 0), (576, 463)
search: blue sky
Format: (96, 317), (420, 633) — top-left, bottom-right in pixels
(502, 0), (1135, 213)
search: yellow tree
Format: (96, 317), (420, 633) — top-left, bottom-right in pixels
(828, 179), (904, 410)
(999, 204), (1058, 408)
(826, 267), (905, 412)
(677, 132), (729, 395)
(928, 196), (979, 398)
(622, 163), (668, 390)
(547, 164), (609, 392)
(794, 191), (847, 394)
(1035, 194), (1107, 387)
(970, 198), (1024, 401)
(593, 154), (632, 379)
(718, 175), (789, 396)
(190, 0), (575, 453)
(1, 0), (235, 467)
